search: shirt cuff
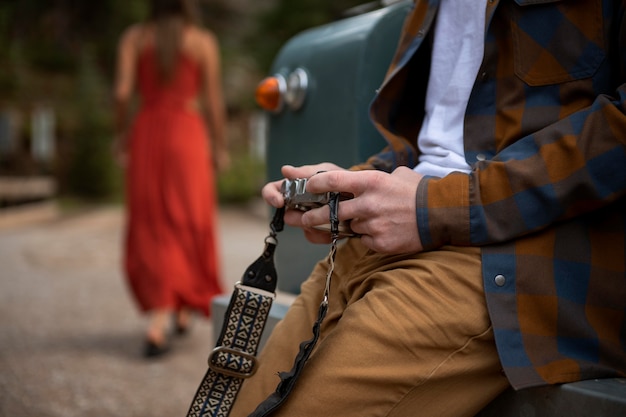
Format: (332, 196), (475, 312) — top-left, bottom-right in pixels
(415, 172), (471, 250)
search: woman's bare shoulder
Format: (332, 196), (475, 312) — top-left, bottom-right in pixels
(119, 23), (152, 49)
(184, 26), (219, 56)
(120, 24), (141, 43)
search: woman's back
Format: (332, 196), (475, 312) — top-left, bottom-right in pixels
(136, 47), (201, 109)
(132, 25), (211, 110)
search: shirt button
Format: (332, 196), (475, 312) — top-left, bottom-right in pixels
(494, 274), (506, 287)
(476, 153), (486, 161)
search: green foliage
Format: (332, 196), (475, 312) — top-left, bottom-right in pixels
(65, 48), (121, 200)
(0, 43), (22, 99)
(217, 154), (266, 204)
(0, 4), (12, 97)
(250, 0), (368, 72)
(28, 42), (77, 74)
(0, 0), (145, 198)
(0, 0), (376, 204)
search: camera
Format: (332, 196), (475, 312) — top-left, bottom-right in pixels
(281, 178), (356, 237)
(281, 178), (332, 211)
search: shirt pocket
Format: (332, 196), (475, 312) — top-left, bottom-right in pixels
(510, 0), (606, 86)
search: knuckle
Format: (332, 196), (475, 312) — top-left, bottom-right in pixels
(325, 171), (342, 190)
(367, 171), (386, 188)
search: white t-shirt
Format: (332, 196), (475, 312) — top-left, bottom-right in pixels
(413, 0), (487, 177)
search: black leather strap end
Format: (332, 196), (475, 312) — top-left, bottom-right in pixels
(241, 239), (278, 293)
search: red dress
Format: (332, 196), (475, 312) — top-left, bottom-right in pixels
(124, 48), (223, 316)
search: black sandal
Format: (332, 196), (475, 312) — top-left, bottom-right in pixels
(174, 310), (192, 336)
(143, 339), (170, 358)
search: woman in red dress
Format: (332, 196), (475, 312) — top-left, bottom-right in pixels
(113, 0), (228, 357)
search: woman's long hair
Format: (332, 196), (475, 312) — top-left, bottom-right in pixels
(149, 0), (201, 81)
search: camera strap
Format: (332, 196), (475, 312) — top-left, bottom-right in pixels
(247, 193), (341, 417)
(185, 207), (284, 417)
(186, 194), (341, 417)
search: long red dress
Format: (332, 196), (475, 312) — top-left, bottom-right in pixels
(124, 47), (223, 317)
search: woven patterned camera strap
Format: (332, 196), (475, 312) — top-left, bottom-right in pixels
(186, 208), (285, 417)
(248, 192), (341, 417)
(186, 194), (341, 417)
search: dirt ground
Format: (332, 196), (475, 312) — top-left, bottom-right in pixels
(0, 201), (269, 417)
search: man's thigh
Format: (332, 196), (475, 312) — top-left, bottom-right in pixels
(232, 240), (508, 417)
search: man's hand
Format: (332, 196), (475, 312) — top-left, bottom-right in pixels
(262, 163), (425, 254)
(261, 163), (345, 244)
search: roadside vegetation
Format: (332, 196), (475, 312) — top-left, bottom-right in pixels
(0, 0), (366, 205)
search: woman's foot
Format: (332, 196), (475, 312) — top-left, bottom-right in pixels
(143, 338), (170, 358)
(144, 309), (171, 358)
(174, 309), (192, 336)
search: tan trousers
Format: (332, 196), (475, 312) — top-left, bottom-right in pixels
(231, 239), (509, 417)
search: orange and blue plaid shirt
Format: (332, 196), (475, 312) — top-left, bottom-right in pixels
(365, 0), (626, 389)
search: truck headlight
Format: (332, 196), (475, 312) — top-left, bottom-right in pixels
(255, 68), (309, 113)
(255, 73), (287, 113)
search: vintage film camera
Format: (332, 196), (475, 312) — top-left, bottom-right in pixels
(281, 178), (356, 236)
(281, 178), (333, 211)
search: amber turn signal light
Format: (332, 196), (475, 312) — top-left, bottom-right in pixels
(255, 74), (286, 113)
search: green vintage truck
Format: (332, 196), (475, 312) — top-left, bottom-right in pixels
(215, 1), (626, 414)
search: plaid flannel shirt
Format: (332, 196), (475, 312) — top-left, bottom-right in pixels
(364, 0), (626, 389)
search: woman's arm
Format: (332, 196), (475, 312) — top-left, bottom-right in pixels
(112, 25), (139, 165)
(198, 29), (230, 172)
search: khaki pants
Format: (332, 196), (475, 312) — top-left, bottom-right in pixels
(231, 239), (509, 417)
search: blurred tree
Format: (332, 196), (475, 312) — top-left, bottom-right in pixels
(2, 0), (147, 77)
(65, 47), (119, 199)
(249, 0), (368, 72)
(0, 0), (145, 199)
(0, 0), (378, 201)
